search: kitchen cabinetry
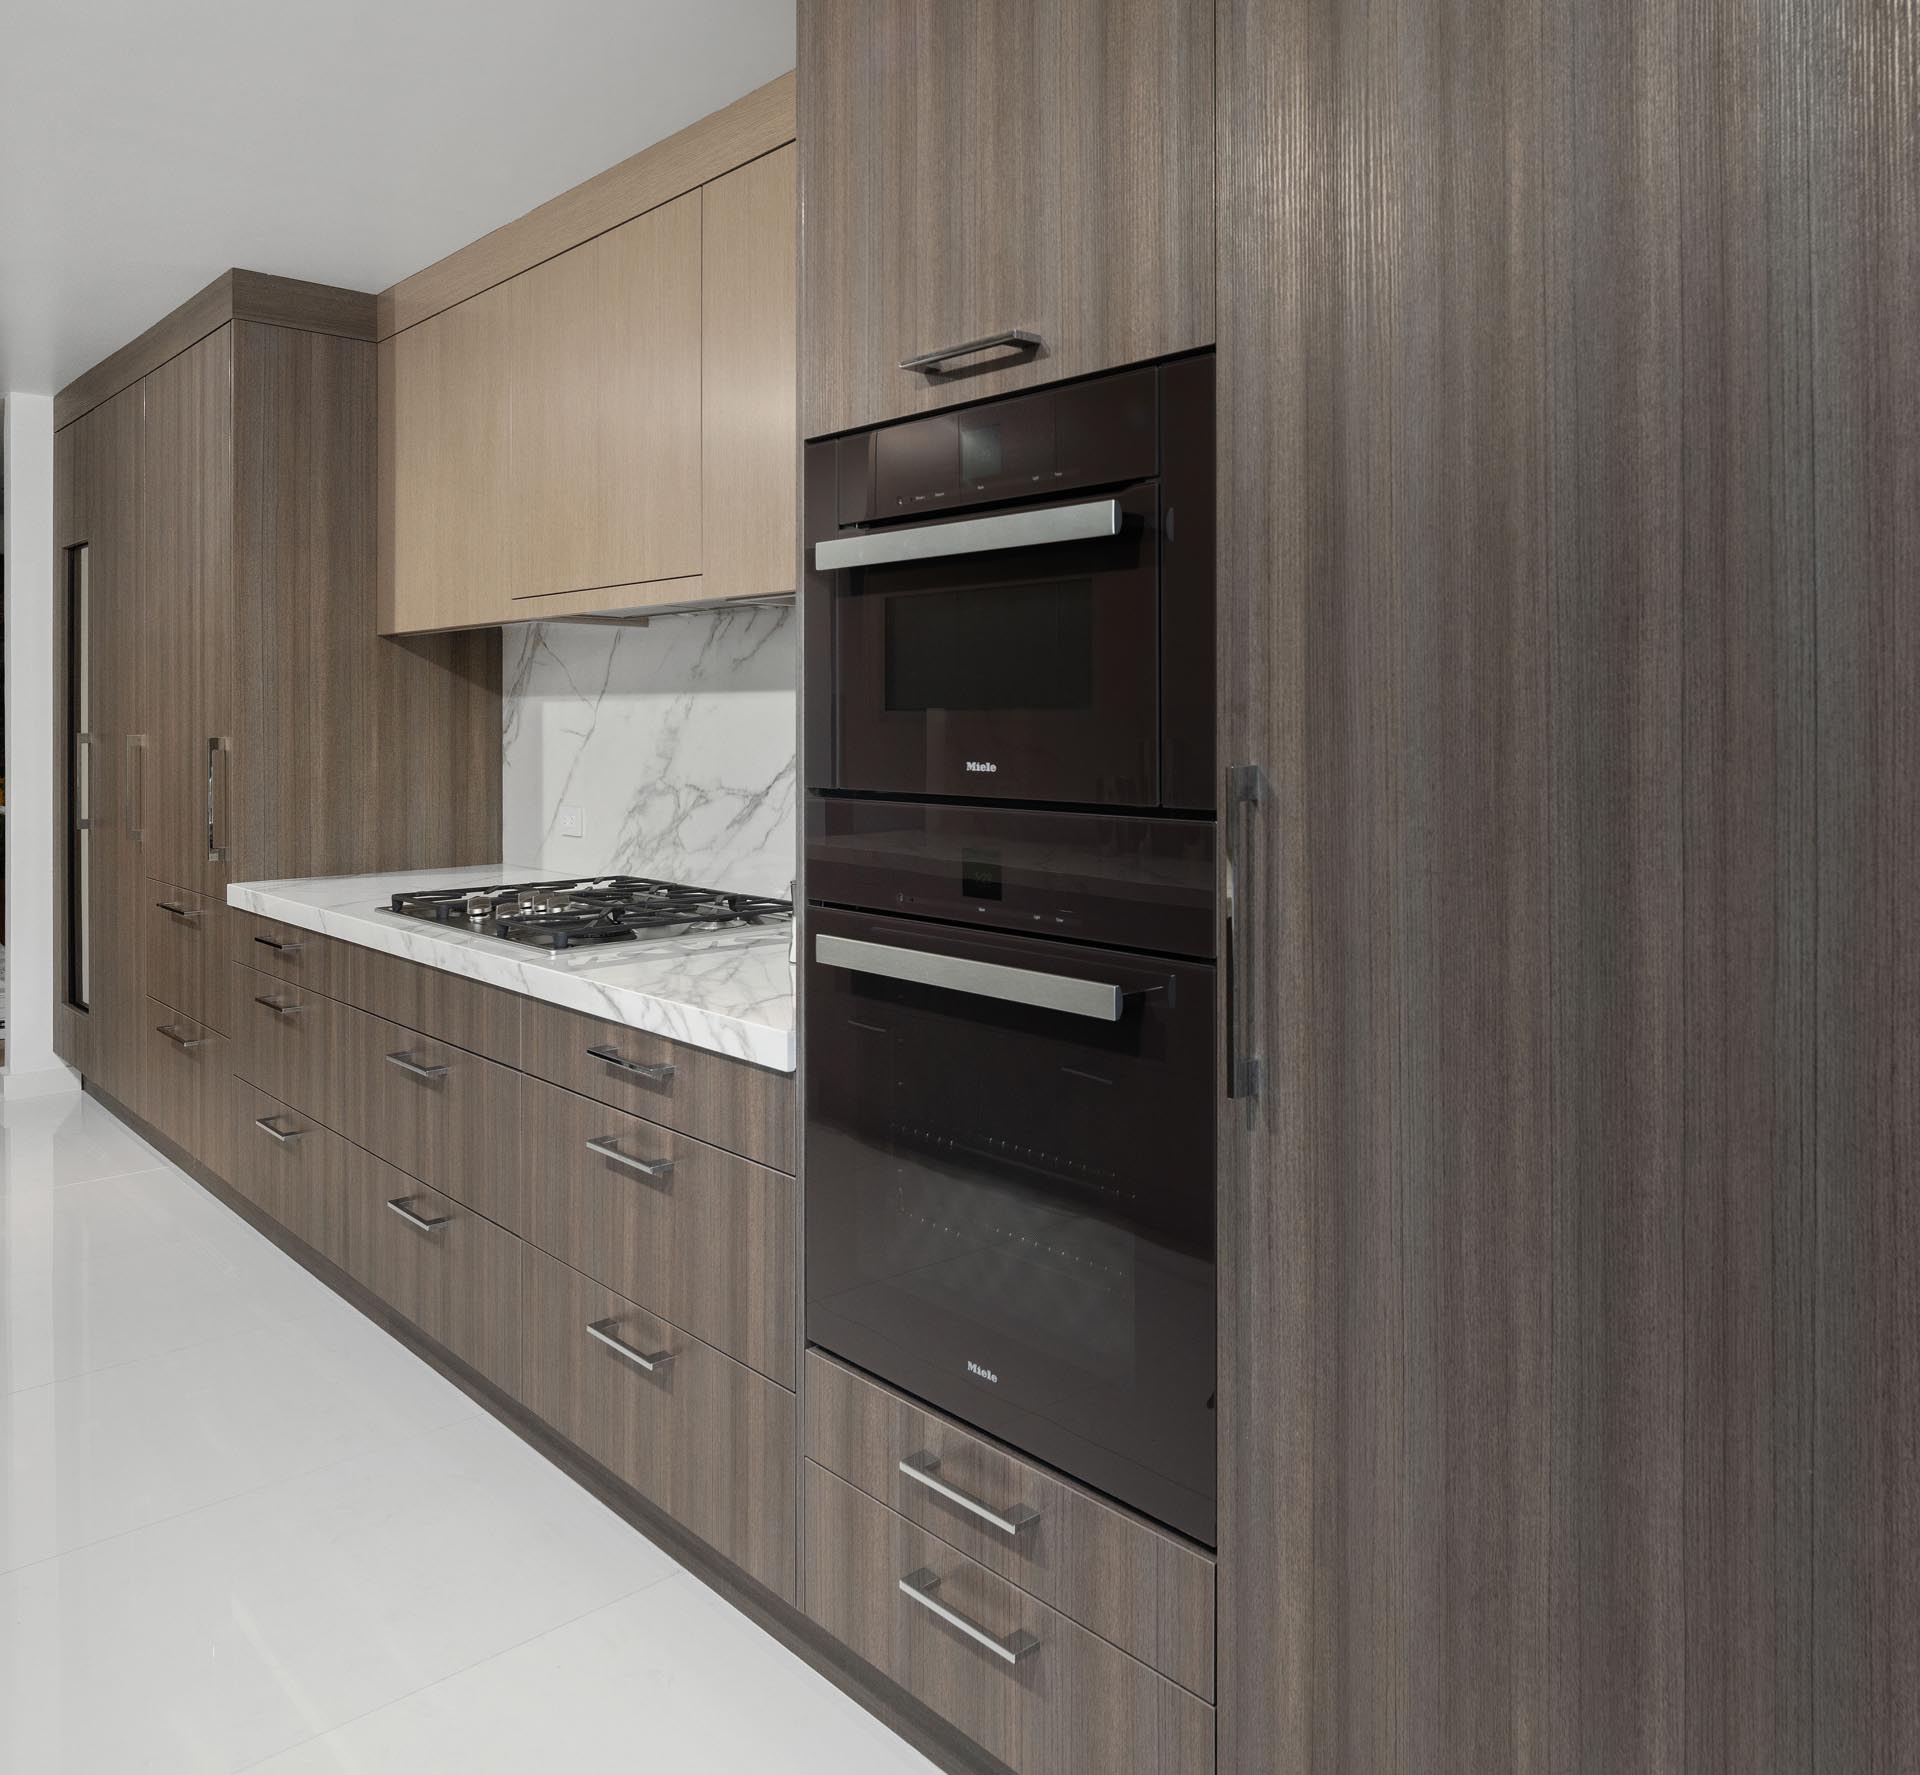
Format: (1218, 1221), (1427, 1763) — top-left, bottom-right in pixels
(797, 0), (1215, 439)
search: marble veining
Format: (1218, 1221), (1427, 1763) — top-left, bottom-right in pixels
(227, 867), (795, 1073)
(502, 609), (797, 899)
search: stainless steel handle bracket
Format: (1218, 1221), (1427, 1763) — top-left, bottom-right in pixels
(255, 1114), (306, 1144)
(899, 329), (1042, 374)
(898, 1568), (1040, 1665)
(1226, 762), (1271, 1101)
(254, 994), (302, 1017)
(584, 1135), (675, 1180)
(385, 1051), (449, 1081)
(899, 1451), (1040, 1537)
(385, 1197), (450, 1233)
(585, 1043), (675, 1083)
(126, 734), (146, 842)
(155, 1023), (209, 1051)
(253, 934), (305, 956)
(816, 932), (1126, 1022)
(206, 736), (231, 864)
(155, 900), (201, 923)
(586, 1318), (674, 1373)
(813, 496), (1119, 574)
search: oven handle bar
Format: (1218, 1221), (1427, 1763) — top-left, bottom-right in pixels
(812, 496), (1120, 573)
(815, 933), (1125, 1022)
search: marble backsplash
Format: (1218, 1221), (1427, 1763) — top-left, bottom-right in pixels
(501, 606), (797, 898)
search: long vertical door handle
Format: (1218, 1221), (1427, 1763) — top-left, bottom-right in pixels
(1226, 763), (1270, 1100)
(74, 733), (94, 831)
(207, 736), (231, 864)
(126, 734), (145, 841)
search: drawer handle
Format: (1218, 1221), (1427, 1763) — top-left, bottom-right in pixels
(586, 1042), (676, 1083)
(386, 1051), (450, 1082)
(155, 1022), (209, 1050)
(253, 934), (305, 955)
(584, 1134), (675, 1180)
(586, 1317), (675, 1373)
(154, 900), (201, 924)
(899, 1451), (1040, 1537)
(386, 1196), (450, 1234)
(899, 329), (1042, 374)
(254, 1114), (306, 1145)
(898, 1568), (1040, 1665)
(254, 994), (302, 1017)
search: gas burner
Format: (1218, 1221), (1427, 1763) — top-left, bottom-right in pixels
(388, 876), (792, 951)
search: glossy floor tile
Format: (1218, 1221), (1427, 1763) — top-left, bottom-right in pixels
(0, 1093), (937, 1774)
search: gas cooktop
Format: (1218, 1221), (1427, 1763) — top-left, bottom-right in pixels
(388, 875), (792, 952)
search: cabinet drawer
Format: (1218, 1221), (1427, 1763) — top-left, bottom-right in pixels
(232, 911), (351, 999)
(523, 1075), (794, 1385)
(520, 1243), (796, 1600)
(356, 1012), (529, 1232)
(232, 963), (362, 1133)
(147, 883), (229, 1032)
(143, 999), (233, 1180)
(805, 1465), (1213, 1775)
(341, 945), (523, 1069)
(521, 997), (794, 1171)
(345, 1152), (523, 1395)
(231, 1085), (353, 1271)
(806, 1353), (1213, 1699)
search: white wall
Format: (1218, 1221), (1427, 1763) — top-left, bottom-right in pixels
(3, 393), (80, 1096)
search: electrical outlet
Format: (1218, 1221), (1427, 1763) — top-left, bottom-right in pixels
(558, 805), (585, 840)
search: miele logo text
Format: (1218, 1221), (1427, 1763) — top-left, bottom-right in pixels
(966, 1360), (1000, 1384)
(965, 760), (998, 774)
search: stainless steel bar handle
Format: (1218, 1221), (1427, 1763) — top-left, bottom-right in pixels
(897, 1568), (1040, 1665)
(585, 1043), (676, 1083)
(815, 933), (1125, 1022)
(585, 1318), (675, 1372)
(253, 933), (305, 956)
(155, 1023), (209, 1050)
(899, 328), (1042, 373)
(154, 900), (201, 923)
(206, 736), (231, 864)
(385, 1051), (449, 1081)
(254, 994), (302, 1017)
(386, 1197), (450, 1233)
(584, 1135), (675, 1180)
(126, 734), (145, 841)
(898, 1452), (1040, 1537)
(75, 733), (94, 831)
(254, 1114), (305, 1145)
(1226, 762), (1270, 1100)
(813, 496), (1119, 573)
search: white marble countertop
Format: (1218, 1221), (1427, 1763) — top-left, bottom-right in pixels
(227, 866), (796, 1073)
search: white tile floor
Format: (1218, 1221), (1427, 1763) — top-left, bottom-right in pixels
(0, 1090), (939, 1774)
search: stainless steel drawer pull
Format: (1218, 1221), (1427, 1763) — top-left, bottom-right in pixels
(584, 1135), (675, 1180)
(154, 900), (200, 923)
(385, 1197), (450, 1234)
(813, 496), (1119, 574)
(585, 1043), (676, 1083)
(253, 994), (302, 1017)
(898, 1568), (1040, 1665)
(385, 1051), (449, 1081)
(898, 1451), (1040, 1537)
(253, 934), (305, 955)
(816, 933), (1126, 1022)
(155, 1023), (209, 1050)
(254, 1114), (305, 1145)
(586, 1318), (675, 1372)
(899, 328), (1042, 374)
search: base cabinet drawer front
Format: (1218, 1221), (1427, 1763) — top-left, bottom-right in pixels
(805, 1354), (1214, 1699)
(359, 1013), (529, 1232)
(147, 884), (229, 1033)
(233, 964), (362, 1133)
(804, 1465), (1213, 1775)
(143, 1000), (234, 1181)
(340, 945), (524, 1069)
(232, 1086), (353, 1269)
(524, 1076), (795, 1385)
(232, 913), (351, 1000)
(520, 998), (794, 1172)
(346, 1152), (524, 1396)
(520, 1243), (797, 1600)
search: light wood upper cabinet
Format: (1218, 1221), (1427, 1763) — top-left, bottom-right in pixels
(702, 145), (798, 602)
(508, 193), (703, 608)
(797, 0), (1215, 438)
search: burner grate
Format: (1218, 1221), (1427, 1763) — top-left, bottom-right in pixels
(387, 876), (791, 950)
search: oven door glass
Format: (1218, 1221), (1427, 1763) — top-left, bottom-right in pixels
(833, 486), (1160, 806)
(805, 905), (1217, 1545)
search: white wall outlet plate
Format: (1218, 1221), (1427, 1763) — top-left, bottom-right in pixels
(558, 805), (585, 840)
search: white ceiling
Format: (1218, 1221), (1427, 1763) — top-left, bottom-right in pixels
(0, 0), (795, 394)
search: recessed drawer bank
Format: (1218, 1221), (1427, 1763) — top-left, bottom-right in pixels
(147, 882), (230, 1034)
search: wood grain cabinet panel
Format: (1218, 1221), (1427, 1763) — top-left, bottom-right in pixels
(797, 0), (1215, 438)
(520, 1242), (797, 1600)
(337, 944), (524, 1070)
(520, 996), (794, 1171)
(508, 192), (703, 601)
(230, 912), (352, 1000)
(142, 998), (233, 1181)
(805, 1353), (1213, 1700)
(145, 883), (229, 1033)
(231, 962), (364, 1136)
(804, 1463), (1214, 1775)
(230, 1085), (353, 1270)
(522, 1076), (794, 1385)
